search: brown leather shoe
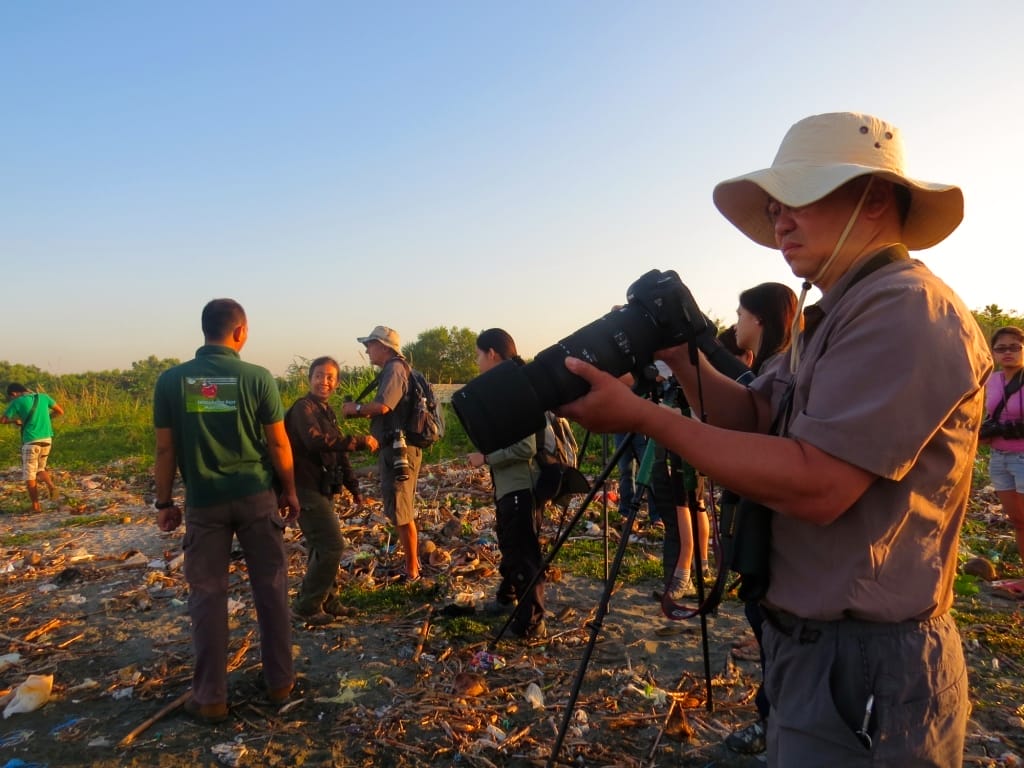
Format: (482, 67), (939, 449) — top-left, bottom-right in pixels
(267, 682), (294, 705)
(183, 697), (229, 724)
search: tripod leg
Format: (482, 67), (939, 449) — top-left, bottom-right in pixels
(688, 487), (715, 714)
(546, 480), (649, 768)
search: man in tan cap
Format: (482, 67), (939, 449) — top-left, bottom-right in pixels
(343, 326), (422, 582)
(560, 112), (991, 766)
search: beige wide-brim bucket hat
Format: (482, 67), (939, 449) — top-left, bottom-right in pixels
(357, 325), (402, 353)
(712, 112), (963, 250)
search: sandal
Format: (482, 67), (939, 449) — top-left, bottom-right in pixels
(725, 719), (766, 754)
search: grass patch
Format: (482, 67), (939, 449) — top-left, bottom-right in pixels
(336, 580), (439, 613)
(0, 532), (43, 547)
(438, 615), (492, 641)
(553, 537), (663, 582)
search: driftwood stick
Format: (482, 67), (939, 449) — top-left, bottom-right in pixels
(227, 631), (254, 671)
(23, 618), (61, 643)
(412, 607), (433, 663)
(118, 688), (192, 748)
(0, 631), (58, 651)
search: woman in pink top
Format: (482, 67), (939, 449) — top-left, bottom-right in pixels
(983, 325), (1024, 559)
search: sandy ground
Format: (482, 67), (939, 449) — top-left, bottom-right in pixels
(0, 463), (1022, 767)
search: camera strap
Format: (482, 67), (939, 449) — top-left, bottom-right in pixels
(353, 374), (382, 404)
(773, 244), (910, 437)
(989, 370), (1024, 424)
(20, 394), (40, 441)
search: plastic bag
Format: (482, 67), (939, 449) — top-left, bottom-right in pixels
(3, 674), (54, 718)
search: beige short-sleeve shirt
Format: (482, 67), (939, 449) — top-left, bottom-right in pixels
(752, 257), (991, 621)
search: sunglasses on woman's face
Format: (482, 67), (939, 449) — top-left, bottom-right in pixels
(993, 344), (1023, 354)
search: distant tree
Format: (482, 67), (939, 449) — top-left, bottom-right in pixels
(121, 356), (181, 396)
(973, 304), (1024, 343)
(0, 361), (50, 390)
(403, 326), (478, 383)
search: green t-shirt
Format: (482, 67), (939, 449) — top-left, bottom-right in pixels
(153, 345), (285, 507)
(4, 393), (57, 444)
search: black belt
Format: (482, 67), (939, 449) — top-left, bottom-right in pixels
(762, 606), (822, 644)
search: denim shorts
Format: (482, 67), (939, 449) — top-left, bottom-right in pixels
(989, 449), (1024, 493)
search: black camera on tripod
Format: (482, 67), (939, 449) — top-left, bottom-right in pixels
(452, 270), (709, 454)
(452, 269), (751, 454)
(980, 418), (1024, 440)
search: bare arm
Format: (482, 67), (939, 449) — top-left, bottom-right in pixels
(154, 428), (182, 531)
(341, 401), (391, 418)
(558, 357), (874, 525)
(264, 420), (300, 524)
(50, 402), (65, 418)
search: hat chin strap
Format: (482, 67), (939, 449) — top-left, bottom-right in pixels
(788, 178), (874, 374)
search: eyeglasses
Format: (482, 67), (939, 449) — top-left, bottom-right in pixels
(993, 344), (1023, 354)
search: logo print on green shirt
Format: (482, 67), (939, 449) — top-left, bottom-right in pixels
(185, 377), (239, 413)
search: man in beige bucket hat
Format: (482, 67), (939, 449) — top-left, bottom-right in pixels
(343, 326), (423, 583)
(560, 112), (992, 766)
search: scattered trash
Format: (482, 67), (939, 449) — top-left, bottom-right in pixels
(2, 675), (54, 719)
(67, 678), (99, 693)
(119, 552), (148, 568)
(524, 682), (544, 710)
(49, 716), (95, 740)
(68, 549), (94, 563)
(0, 653), (22, 673)
(470, 651), (505, 671)
(453, 672), (487, 697)
(111, 687), (134, 701)
(211, 742), (247, 767)
(0, 730), (34, 748)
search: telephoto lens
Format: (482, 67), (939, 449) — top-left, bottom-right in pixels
(391, 431), (411, 482)
(452, 269), (712, 454)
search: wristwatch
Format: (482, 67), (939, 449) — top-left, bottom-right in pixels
(154, 500), (176, 510)
(355, 403), (363, 415)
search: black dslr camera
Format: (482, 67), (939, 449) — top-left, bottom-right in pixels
(452, 269), (747, 454)
(321, 461), (348, 496)
(980, 418), (1024, 440)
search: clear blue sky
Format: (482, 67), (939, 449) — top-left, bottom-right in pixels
(3, 1), (1020, 376)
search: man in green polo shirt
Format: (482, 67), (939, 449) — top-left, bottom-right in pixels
(2, 383), (64, 512)
(153, 298), (300, 725)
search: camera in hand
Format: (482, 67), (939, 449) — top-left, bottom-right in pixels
(391, 430), (411, 481)
(320, 461), (348, 496)
(452, 269), (747, 454)
(980, 418), (1024, 440)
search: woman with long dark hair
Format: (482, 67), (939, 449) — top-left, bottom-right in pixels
(466, 328), (547, 640)
(736, 282), (799, 374)
(725, 282), (798, 756)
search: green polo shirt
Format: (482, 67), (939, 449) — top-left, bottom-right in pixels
(153, 345), (285, 507)
(4, 393), (57, 444)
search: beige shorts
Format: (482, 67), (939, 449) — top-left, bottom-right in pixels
(21, 441), (52, 481)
